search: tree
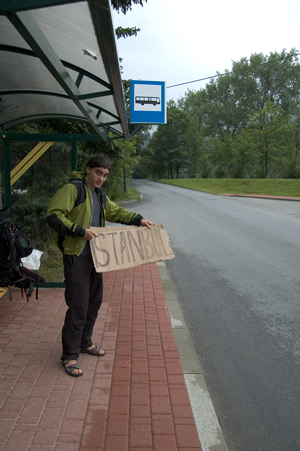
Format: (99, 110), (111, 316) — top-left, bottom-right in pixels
(145, 102), (190, 178)
(112, 0), (147, 38)
(111, 0), (146, 14)
(236, 103), (294, 177)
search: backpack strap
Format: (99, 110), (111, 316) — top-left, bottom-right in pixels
(97, 188), (106, 209)
(70, 179), (107, 211)
(70, 179), (86, 207)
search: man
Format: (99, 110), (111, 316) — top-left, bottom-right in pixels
(47, 154), (152, 377)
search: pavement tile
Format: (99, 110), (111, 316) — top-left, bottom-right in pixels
(110, 383), (130, 397)
(89, 386), (110, 405)
(55, 443), (80, 451)
(178, 448), (202, 451)
(149, 382), (169, 397)
(131, 359), (148, 375)
(60, 419), (84, 434)
(151, 396), (172, 415)
(129, 422), (152, 448)
(1, 398), (25, 413)
(28, 446), (54, 451)
(130, 387), (150, 405)
(106, 414), (129, 436)
(153, 434), (177, 451)
(169, 387), (192, 406)
(129, 448), (153, 451)
(31, 428), (58, 446)
(130, 400), (151, 418)
(113, 366), (131, 382)
(7, 382), (32, 399)
(0, 419), (15, 442)
(39, 407), (65, 429)
(172, 405), (195, 419)
(109, 396), (129, 415)
(149, 367), (167, 382)
(3, 430), (34, 451)
(103, 435), (128, 451)
(57, 433), (82, 443)
(152, 417), (175, 435)
(81, 423), (106, 448)
(29, 385), (52, 398)
(20, 397), (46, 418)
(175, 424), (202, 448)
(148, 357), (165, 368)
(64, 401), (88, 421)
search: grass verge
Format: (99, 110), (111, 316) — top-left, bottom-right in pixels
(157, 178), (300, 197)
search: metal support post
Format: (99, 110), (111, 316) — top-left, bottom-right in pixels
(3, 139), (11, 211)
(71, 140), (77, 171)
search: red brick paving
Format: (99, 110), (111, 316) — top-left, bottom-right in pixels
(0, 263), (201, 450)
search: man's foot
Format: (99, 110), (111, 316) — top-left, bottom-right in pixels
(80, 345), (106, 356)
(62, 360), (83, 377)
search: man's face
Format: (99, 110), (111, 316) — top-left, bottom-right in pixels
(86, 166), (110, 190)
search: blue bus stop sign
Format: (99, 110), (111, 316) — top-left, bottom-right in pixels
(130, 80), (166, 124)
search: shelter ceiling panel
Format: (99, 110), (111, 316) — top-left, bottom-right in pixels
(1, 94), (87, 130)
(0, 15), (31, 49)
(30, 3), (109, 84)
(0, 51), (66, 94)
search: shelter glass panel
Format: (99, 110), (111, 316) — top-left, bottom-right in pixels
(10, 141), (73, 282)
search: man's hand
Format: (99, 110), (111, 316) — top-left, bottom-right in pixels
(140, 219), (153, 229)
(83, 229), (99, 240)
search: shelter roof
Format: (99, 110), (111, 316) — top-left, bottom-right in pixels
(0, 0), (129, 140)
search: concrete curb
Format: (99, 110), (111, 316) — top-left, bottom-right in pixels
(218, 193), (300, 202)
(157, 261), (228, 451)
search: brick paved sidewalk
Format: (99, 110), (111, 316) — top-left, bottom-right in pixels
(0, 263), (202, 451)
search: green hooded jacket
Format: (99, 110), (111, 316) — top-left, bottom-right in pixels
(46, 177), (143, 256)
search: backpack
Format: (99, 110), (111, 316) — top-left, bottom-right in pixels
(0, 208), (44, 301)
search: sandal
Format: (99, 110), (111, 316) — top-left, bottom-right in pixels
(62, 360), (83, 377)
(80, 345), (106, 357)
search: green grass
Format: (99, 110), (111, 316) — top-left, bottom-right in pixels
(114, 186), (142, 202)
(157, 178), (300, 197)
(39, 240), (64, 282)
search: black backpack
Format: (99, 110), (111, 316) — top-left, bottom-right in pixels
(0, 208), (45, 301)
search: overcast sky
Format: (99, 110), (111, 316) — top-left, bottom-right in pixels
(112, 0), (300, 102)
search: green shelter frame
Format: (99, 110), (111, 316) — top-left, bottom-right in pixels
(0, 0), (137, 287)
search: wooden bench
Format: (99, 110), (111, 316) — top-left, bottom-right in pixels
(0, 287), (9, 299)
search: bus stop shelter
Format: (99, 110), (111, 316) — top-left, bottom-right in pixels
(0, 0), (130, 209)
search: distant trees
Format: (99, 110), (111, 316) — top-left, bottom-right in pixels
(141, 49), (300, 179)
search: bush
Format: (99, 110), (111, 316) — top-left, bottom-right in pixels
(12, 190), (52, 249)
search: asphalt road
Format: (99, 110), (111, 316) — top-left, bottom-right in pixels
(129, 179), (300, 451)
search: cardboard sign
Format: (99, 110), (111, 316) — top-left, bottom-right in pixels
(90, 224), (174, 272)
